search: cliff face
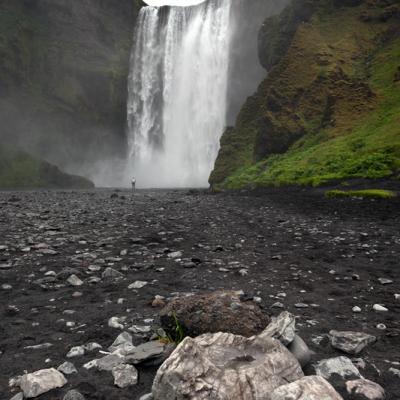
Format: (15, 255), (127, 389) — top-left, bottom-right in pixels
(0, 0), (142, 175)
(210, 0), (400, 188)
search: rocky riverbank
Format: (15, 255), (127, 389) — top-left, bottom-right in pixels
(0, 189), (399, 399)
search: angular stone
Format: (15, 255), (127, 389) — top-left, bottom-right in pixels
(329, 330), (376, 355)
(67, 274), (83, 287)
(125, 341), (165, 364)
(160, 290), (269, 338)
(315, 357), (361, 380)
(128, 281), (148, 289)
(152, 332), (303, 400)
(346, 379), (385, 400)
(260, 311), (295, 345)
(112, 364), (138, 388)
(108, 332), (133, 353)
(57, 361), (77, 375)
(67, 346), (85, 358)
(271, 376), (343, 400)
(20, 368), (67, 398)
(84, 353), (124, 371)
(373, 304), (388, 312)
(102, 267), (124, 280)
(9, 393), (24, 400)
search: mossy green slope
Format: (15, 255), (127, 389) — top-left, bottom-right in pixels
(0, 146), (94, 189)
(210, 0), (400, 189)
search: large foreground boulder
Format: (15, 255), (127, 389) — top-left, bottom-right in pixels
(270, 376), (343, 400)
(159, 291), (269, 338)
(152, 331), (303, 400)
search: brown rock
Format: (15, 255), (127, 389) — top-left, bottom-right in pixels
(159, 291), (269, 338)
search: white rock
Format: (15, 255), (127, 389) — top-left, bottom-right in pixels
(389, 367), (400, 378)
(352, 306), (362, 313)
(168, 251), (183, 258)
(373, 304), (388, 312)
(128, 281), (148, 289)
(67, 274), (83, 287)
(108, 316), (125, 329)
(315, 357), (362, 380)
(112, 364), (138, 388)
(346, 378), (385, 400)
(67, 346), (85, 358)
(152, 331), (303, 400)
(271, 376), (343, 400)
(20, 368), (67, 398)
(9, 393), (24, 400)
(378, 278), (393, 285)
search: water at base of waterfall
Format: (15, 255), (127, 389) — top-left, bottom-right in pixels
(126, 0), (232, 188)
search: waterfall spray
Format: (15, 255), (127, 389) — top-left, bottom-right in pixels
(127, 0), (232, 188)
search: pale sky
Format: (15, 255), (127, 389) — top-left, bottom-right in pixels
(144, 0), (205, 6)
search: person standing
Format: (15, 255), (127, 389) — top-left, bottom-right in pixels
(131, 178), (136, 191)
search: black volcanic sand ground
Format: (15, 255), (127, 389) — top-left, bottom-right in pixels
(0, 188), (399, 399)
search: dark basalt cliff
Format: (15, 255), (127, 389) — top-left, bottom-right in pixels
(0, 0), (143, 178)
(210, 0), (400, 188)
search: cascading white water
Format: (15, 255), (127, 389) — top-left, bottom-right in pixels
(127, 0), (232, 188)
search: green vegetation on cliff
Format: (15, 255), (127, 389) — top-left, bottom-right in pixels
(0, 146), (94, 189)
(210, 0), (400, 189)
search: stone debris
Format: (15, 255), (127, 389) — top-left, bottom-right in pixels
(112, 364), (139, 388)
(57, 361), (77, 375)
(260, 311), (295, 346)
(270, 376), (343, 400)
(152, 331), (303, 400)
(19, 368), (67, 398)
(329, 330), (376, 355)
(288, 335), (313, 367)
(128, 280), (148, 289)
(315, 357), (362, 380)
(346, 378), (385, 400)
(372, 304), (388, 312)
(124, 341), (166, 364)
(67, 274), (83, 287)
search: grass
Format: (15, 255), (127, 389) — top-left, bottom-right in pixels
(325, 189), (397, 199)
(222, 34), (400, 189)
(158, 313), (185, 345)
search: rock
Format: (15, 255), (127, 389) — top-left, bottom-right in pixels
(102, 267), (124, 280)
(373, 304), (388, 312)
(152, 332), (303, 400)
(352, 306), (362, 313)
(346, 379), (385, 400)
(139, 395), (154, 400)
(315, 357), (361, 380)
(112, 364), (138, 388)
(109, 332), (133, 353)
(67, 274), (83, 287)
(329, 330), (376, 355)
(271, 376), (343, 400)
(160, 290), (269, 338)
(125, 341), (166, 364)
(389, 367), (400, 377)
(168, 251), (183, 258)
(63, 390), (86, 400)
(260, 311), (295, 345)
(108, 316), (125, 329)
(288, 335), (313, 367)
(294, 303), (309, 308)
(67, 346), (85, 358)
(20, 368), (67, 398)
(9, 393), (24, 400)
(57, 361), (77, 375)
(128, 281), (148, 289)
(378, 278), (393, 285)
(129, 325), (151, 334)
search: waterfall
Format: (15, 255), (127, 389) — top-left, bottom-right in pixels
(127, 0), (232, 188)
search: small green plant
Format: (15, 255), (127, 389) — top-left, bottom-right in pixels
(325, 189), (396, 199)
(158, 312), (185, 345)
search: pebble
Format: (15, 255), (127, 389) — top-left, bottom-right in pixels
(112, 364), (138, 388)
(294, 303), (309, 308)
(63, 389), (86, 400)
(373, 304), (388, 312)
(67, 275), (83, 287)
(128, 281), (148, 289)
(378, 278), (393, 285)
(57, 362), (77, 375)
(67, 346), (85, 358)
(352, 306), (362, 313)
(376, 324), (386, 330)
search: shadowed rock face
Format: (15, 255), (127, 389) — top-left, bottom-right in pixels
(0, 0), (142, 174)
